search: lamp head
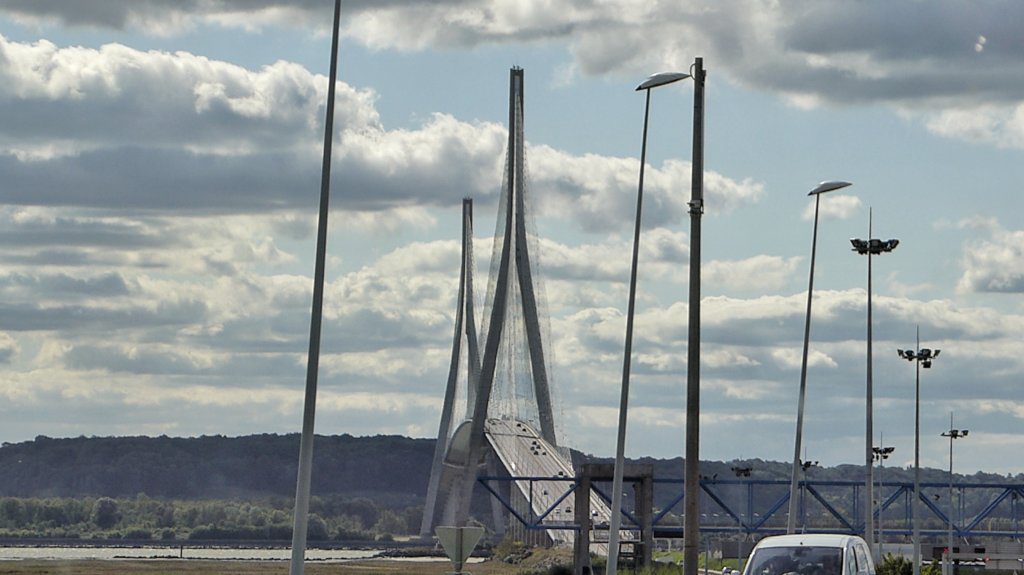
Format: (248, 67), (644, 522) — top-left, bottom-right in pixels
(636, 72), (691, 91)
(808, 180), (852, 196)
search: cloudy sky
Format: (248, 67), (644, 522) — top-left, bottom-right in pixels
(1, 1), (1022, 475)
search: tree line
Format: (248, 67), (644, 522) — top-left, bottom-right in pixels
(0, 494), (417, 541)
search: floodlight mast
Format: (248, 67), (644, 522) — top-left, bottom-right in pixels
(850, 207), (899, 556)
(941, 415), (969, 575)
(787, 180), (852, 534)
(873, 443), (895, 557)
(897, 326), (941, 575)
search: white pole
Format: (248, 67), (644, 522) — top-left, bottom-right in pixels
(289, 1), (342, 573)
(607, 86), (653, 575)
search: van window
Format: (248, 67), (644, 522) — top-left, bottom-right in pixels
(746, 546), (844, 575)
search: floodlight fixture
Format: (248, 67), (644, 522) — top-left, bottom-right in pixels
(873, 446), (895, 460)
(851, 237), (900, 255)
(732, 466), (753, 477)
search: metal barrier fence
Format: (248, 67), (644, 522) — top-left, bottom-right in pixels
(479, 475), (1024, 539)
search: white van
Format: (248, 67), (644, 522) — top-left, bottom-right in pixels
(741, 534), (876, 575)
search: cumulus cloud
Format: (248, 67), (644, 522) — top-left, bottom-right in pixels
(705, 255), (802, 294)
(0, 36), (762, 230)
(801, 194), (861, 221)
(957, 220), (1024, 293)
(9, 2), (1024, 109)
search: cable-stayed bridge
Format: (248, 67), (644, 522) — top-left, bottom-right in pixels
(419, 68), (617, 553)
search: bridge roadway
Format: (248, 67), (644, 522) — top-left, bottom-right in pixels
(484, 418), (624, 550)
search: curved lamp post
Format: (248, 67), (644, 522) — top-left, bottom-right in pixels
(898, 327), (941, 575)
(607, 68), (694, 575)
(607, 60), (705, 575)
(851, 208), (899, 555)
(787, 180), (852, 534)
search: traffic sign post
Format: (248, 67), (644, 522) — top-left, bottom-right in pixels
(436, 526), (484, 574)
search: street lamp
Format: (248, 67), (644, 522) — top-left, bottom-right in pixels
(872, 444), (895, 558)
(607, 63), (703, 575)
(941, 415), (969, 575)
(851, 208), (899, 556)
(897, 328), (941, 575)
(787, 179), (852, 534)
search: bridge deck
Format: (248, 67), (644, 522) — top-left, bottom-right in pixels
(485, 418), (621, 549)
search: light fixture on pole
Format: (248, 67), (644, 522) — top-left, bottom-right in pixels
(606, 68), (694, 575)
(787, 180), (852, 534)
(941, 415), (969, 575)
(898, 328), (940, 575)
(851, 209), (899, 556)
(872, 444), (895, 558)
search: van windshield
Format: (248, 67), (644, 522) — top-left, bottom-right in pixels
(746, 546), (843, 575)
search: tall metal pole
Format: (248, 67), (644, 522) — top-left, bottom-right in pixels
(947, 412), (955, 575)
(290, 1), (342, 573)
(913, 326), (921, 575)
(878, 441), (885, 559)
(683, 56), (705, 575)
(941, 415), (967, 575)
(865, 210), (874, 556)
(787, 193), (821, 534)
(606, 87), (652, 575)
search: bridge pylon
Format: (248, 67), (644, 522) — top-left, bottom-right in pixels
(421, 67), (565, 540)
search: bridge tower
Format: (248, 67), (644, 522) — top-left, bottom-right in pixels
(421, 67), (563, 537)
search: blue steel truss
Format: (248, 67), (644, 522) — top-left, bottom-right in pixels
(478, 475), (1024, 539)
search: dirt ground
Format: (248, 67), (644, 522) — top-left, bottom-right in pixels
(0, 557), (543, 575)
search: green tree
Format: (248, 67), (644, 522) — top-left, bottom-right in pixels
(307, 514), (329, 541)
(91, 497), (120, 529)
(372, 509), (406, 536)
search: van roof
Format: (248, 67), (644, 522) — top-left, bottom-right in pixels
(753, 534), (862, 548)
